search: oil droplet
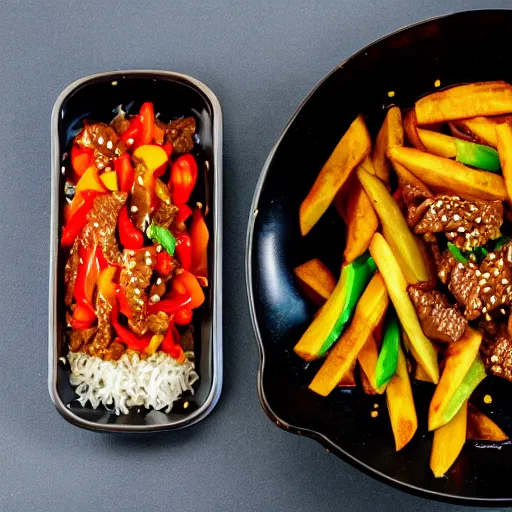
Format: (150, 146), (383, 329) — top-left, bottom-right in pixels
(183, 401), (189, 409)
(387, 91), (395, 98)
(371, 411), (378, 418)
(434, 79), (441, 88)
(484, 394), (492, 404)
(373, 403), (379, 409)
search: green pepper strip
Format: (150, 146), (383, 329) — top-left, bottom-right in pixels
(146, 222), (177, 255)
(317, 252), (377, 356)
(375, 308), (400, 388)
(447, 242), (469, 264)
(454, 139), (501, 173)
(494, 236), (510, 251)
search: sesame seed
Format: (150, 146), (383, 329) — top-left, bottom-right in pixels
(129, 261), (136, 269)
(484, 394), (493, 404)
(498, 259), (504, 268)
(434, 79), (441, 87)
(482, 307), (487, 313)
(479, 279), (487, 286)
(150, 294), (160, 303)
(489, 253), (496, 260)
(457, 227), (465, 233)
(490, 296), (497, 304)
(131, 206), (138, 213)
(486, 313), (492, 322)
(111, 80), (118, 86)
(137, 176), (144, 186)
(475, 217), (482, 224)
(79, 258), (84, 265)
(129, 250), (135, 256)
(483, 286), (491, 293)
(483, 272), (491, 279)
(183, 401), (189, 409)
(130, 276), (137, 283)
(97, 136), (104, 145)
(106, 140), (113, 150)
(373, 403), (379, 409)
(457, 263), (464, 270)
(439, 270), (446, 277)
(156, 278), (162, 285)
(436, 200), (443, 208)
(371, 411), (378, 418)
(387, 91), (395, 98)
(503, 278), (509, 285)
(145, 258), (152, 265)
(134, 288), (141, 295)
(93, 222), (99, 228)
(441, 215), (447, 222)
(476, 270), (481, 277)
(156, 245), (162, 253)
(501, 308), (507, 314)
(453, 214), (461, 221)
(127, 138), (135, 145)
(491, 355), (499, 363)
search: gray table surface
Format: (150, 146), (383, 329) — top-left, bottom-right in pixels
(0, 0), (509, 510)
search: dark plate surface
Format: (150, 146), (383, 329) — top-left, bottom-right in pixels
(49, 71), (223, 432)
(247, 10), (512, 504)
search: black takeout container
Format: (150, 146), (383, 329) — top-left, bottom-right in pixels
(49, 70), (223, 432)
(246, 10), (512, 504)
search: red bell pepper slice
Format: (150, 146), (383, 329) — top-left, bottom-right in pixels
(115, 286), (133, 318)
(146, 292), (191, 315)
(70, 301), (97, 330)
(61, 190), (99, 247)
(139, 102), (155, 145)
(169, 154), (198, 204)
(161, 323), (185, 360)
(121, 115), (143, 144)
(114, 154), (135, 193)
(118, 205), (144, 250)
(71, 145), (94, 179)
(172, 270), (204, 309)
(73, 243), (101, 316)
(155, 251), (173, 276)
(175, 233), (192, 271)
(174, 307), (193, 326)
(162, 141), (173, 157)
(189, 208), (209, 284)
(175, 203), (193, 225)
(96, 246), (110, 271)
(111, 299), (151, 351)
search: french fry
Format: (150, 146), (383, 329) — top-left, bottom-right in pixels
(416, 81), (512, 124)
(299, 115), (371, 235)
(309, 274), (388, 397)
(388, 146), (507, 201)
(294, 259), (336, 305)
(386, 346), (417, 451)
(450, 117), (499, 147)
(467, 404), (509, 442)
(342, 175), (379, 262)
(403, 109), (427, 151)
(429, 327), (482, 431)
(393, 161), (431, 192)
(369, 233), (439, 384)
(430, 400), (467, 478)
(358, 169), (430, 283)
(495, 122), (512, 203)
(372, 106), (404, 183)
(417, 128), (457, 158)
(358, 334), (387, 394)
(415, 344), (438, 383)
(338, 361), (357, 387)
(360, 366), (377, 395)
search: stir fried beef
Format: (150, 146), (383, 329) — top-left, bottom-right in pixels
(409, 195), (503, 251)
(408, 283), (467, 343)
(165, 116), (196, 154)
(119, 248), (154, 336)
(153, 202), (179, 230)
(148, 312), (170, 334)
(81, 191), (127, 265)
(130, 168), (152, 232)
(76, 122), (127, 169)
(482, 335), (512, 382)
(68, 326), (97, 352)
(64, 239), (79, 306)
(87, 295), (114, 356)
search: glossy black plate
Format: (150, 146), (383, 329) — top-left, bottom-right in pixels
(49, 71), (223, 432)
(247, 10), (512, 504)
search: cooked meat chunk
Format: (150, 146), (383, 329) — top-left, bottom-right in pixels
(410, 195), (503, 251)
(81, 191), (127, 265)
(87, 295), (114, 356)
(165, 116), (196, 154)
(148, 312), (170, 334)
(120, 248), (154, 335)
(403, 183), (434, 227)
(68, 327), (97, 352)
(482, 335), (512, 382)
(408, 283), (467, 342)
(438, 243), (512, 320)
(111, 111), (130, 136)
(130, 166), (152, 232)
(64, 238), (79, 306)
(153, 202), (179, 230)
(76, 122), (127, 168)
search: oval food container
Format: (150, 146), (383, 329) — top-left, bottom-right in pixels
(246, 10), (512, 504)
(49, 70), (223, 432)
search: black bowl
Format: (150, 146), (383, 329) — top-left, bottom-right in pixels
(49, 71), (223, 432)
(246, 10), (512, 504)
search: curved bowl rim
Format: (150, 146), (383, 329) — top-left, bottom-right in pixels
(245, 9), (512, 504)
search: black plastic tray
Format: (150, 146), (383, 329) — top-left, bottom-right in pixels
(49, 70), (223, 432)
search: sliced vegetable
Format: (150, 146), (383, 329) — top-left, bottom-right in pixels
(161, 323), (185, 362)
(99, 170), (118, 191)
(133, 144), (168, 177)
(61, 190), (99, 247)
(343, 174), (379, 262)
(357, 168), (430, 283)
(388, 147), (507, 201)
(111, 299), (151, 351)
(172, 270), (205, 309)
(114, 154), (135, 193)
(496, 122), (512, 203)
(175, 307), (193, 326)
(294, 258), (336, 305)
(385, 346), (417, 451)
(429, 327), (482, 430)
(357, 334), (387, 394)
(376, 309), (400, 388)
(139, 102), (155, 145)
(146, 292), (192, 315)
(155, 251), (173, 277)
(73, 243), (100, 315)
(415, 81), (512, 124)
(175, 233), (192, 271)
(97, 267), (117, 304)
(294, 252), (377, 361)
(430, 400), (467, 478)
(403, 109), (426, 151)
(69, 166), (106, 217)
(372, 106), (403, 183)
(71, 145), (94, 179)
(417, 128), (457, 158)
(299, 115), (371, 235)
(309, 273), (388, 397)
(369, 233), (439, 384)
(170, 154), (198, 204)
(447, 242), (469, 264)
(145, 334), (164, 356)
(454, 139), (501, 172)
(70, 302), (97, 330)
(450, 116), (502, 148)
(467, 404), (509, 442)
(146, 222), (177, 255)
(118, 205), (144, 250)
(190, 208), (209, 284)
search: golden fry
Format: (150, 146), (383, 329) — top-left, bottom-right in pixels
(294, 258), (336, 305)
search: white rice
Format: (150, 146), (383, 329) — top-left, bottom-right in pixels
(68, 351), (199, 415)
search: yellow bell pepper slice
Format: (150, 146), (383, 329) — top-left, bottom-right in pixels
(99, 170), (119, 191)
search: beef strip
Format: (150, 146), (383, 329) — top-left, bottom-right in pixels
(120, 248), (154, 335)
(437, 243), (512, 320)
(410, 195), (503, 251)
(81, 191), (127, 265)
(86, 295), (114, 356)
(153, 202), (179, 230)
(148, 312), (170, 334)
(110, 111), (130, 136)
(130, 165), (152, 232)
(76, 122), (127, 169)
(64, 238), (79, 306)
(68, 327), (97, 352)
(165, 116), (196, 154)
(408, 283), (467, 342)
(482, 335), (512, 382)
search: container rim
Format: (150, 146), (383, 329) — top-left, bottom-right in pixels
(49, 69), (223, 432)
